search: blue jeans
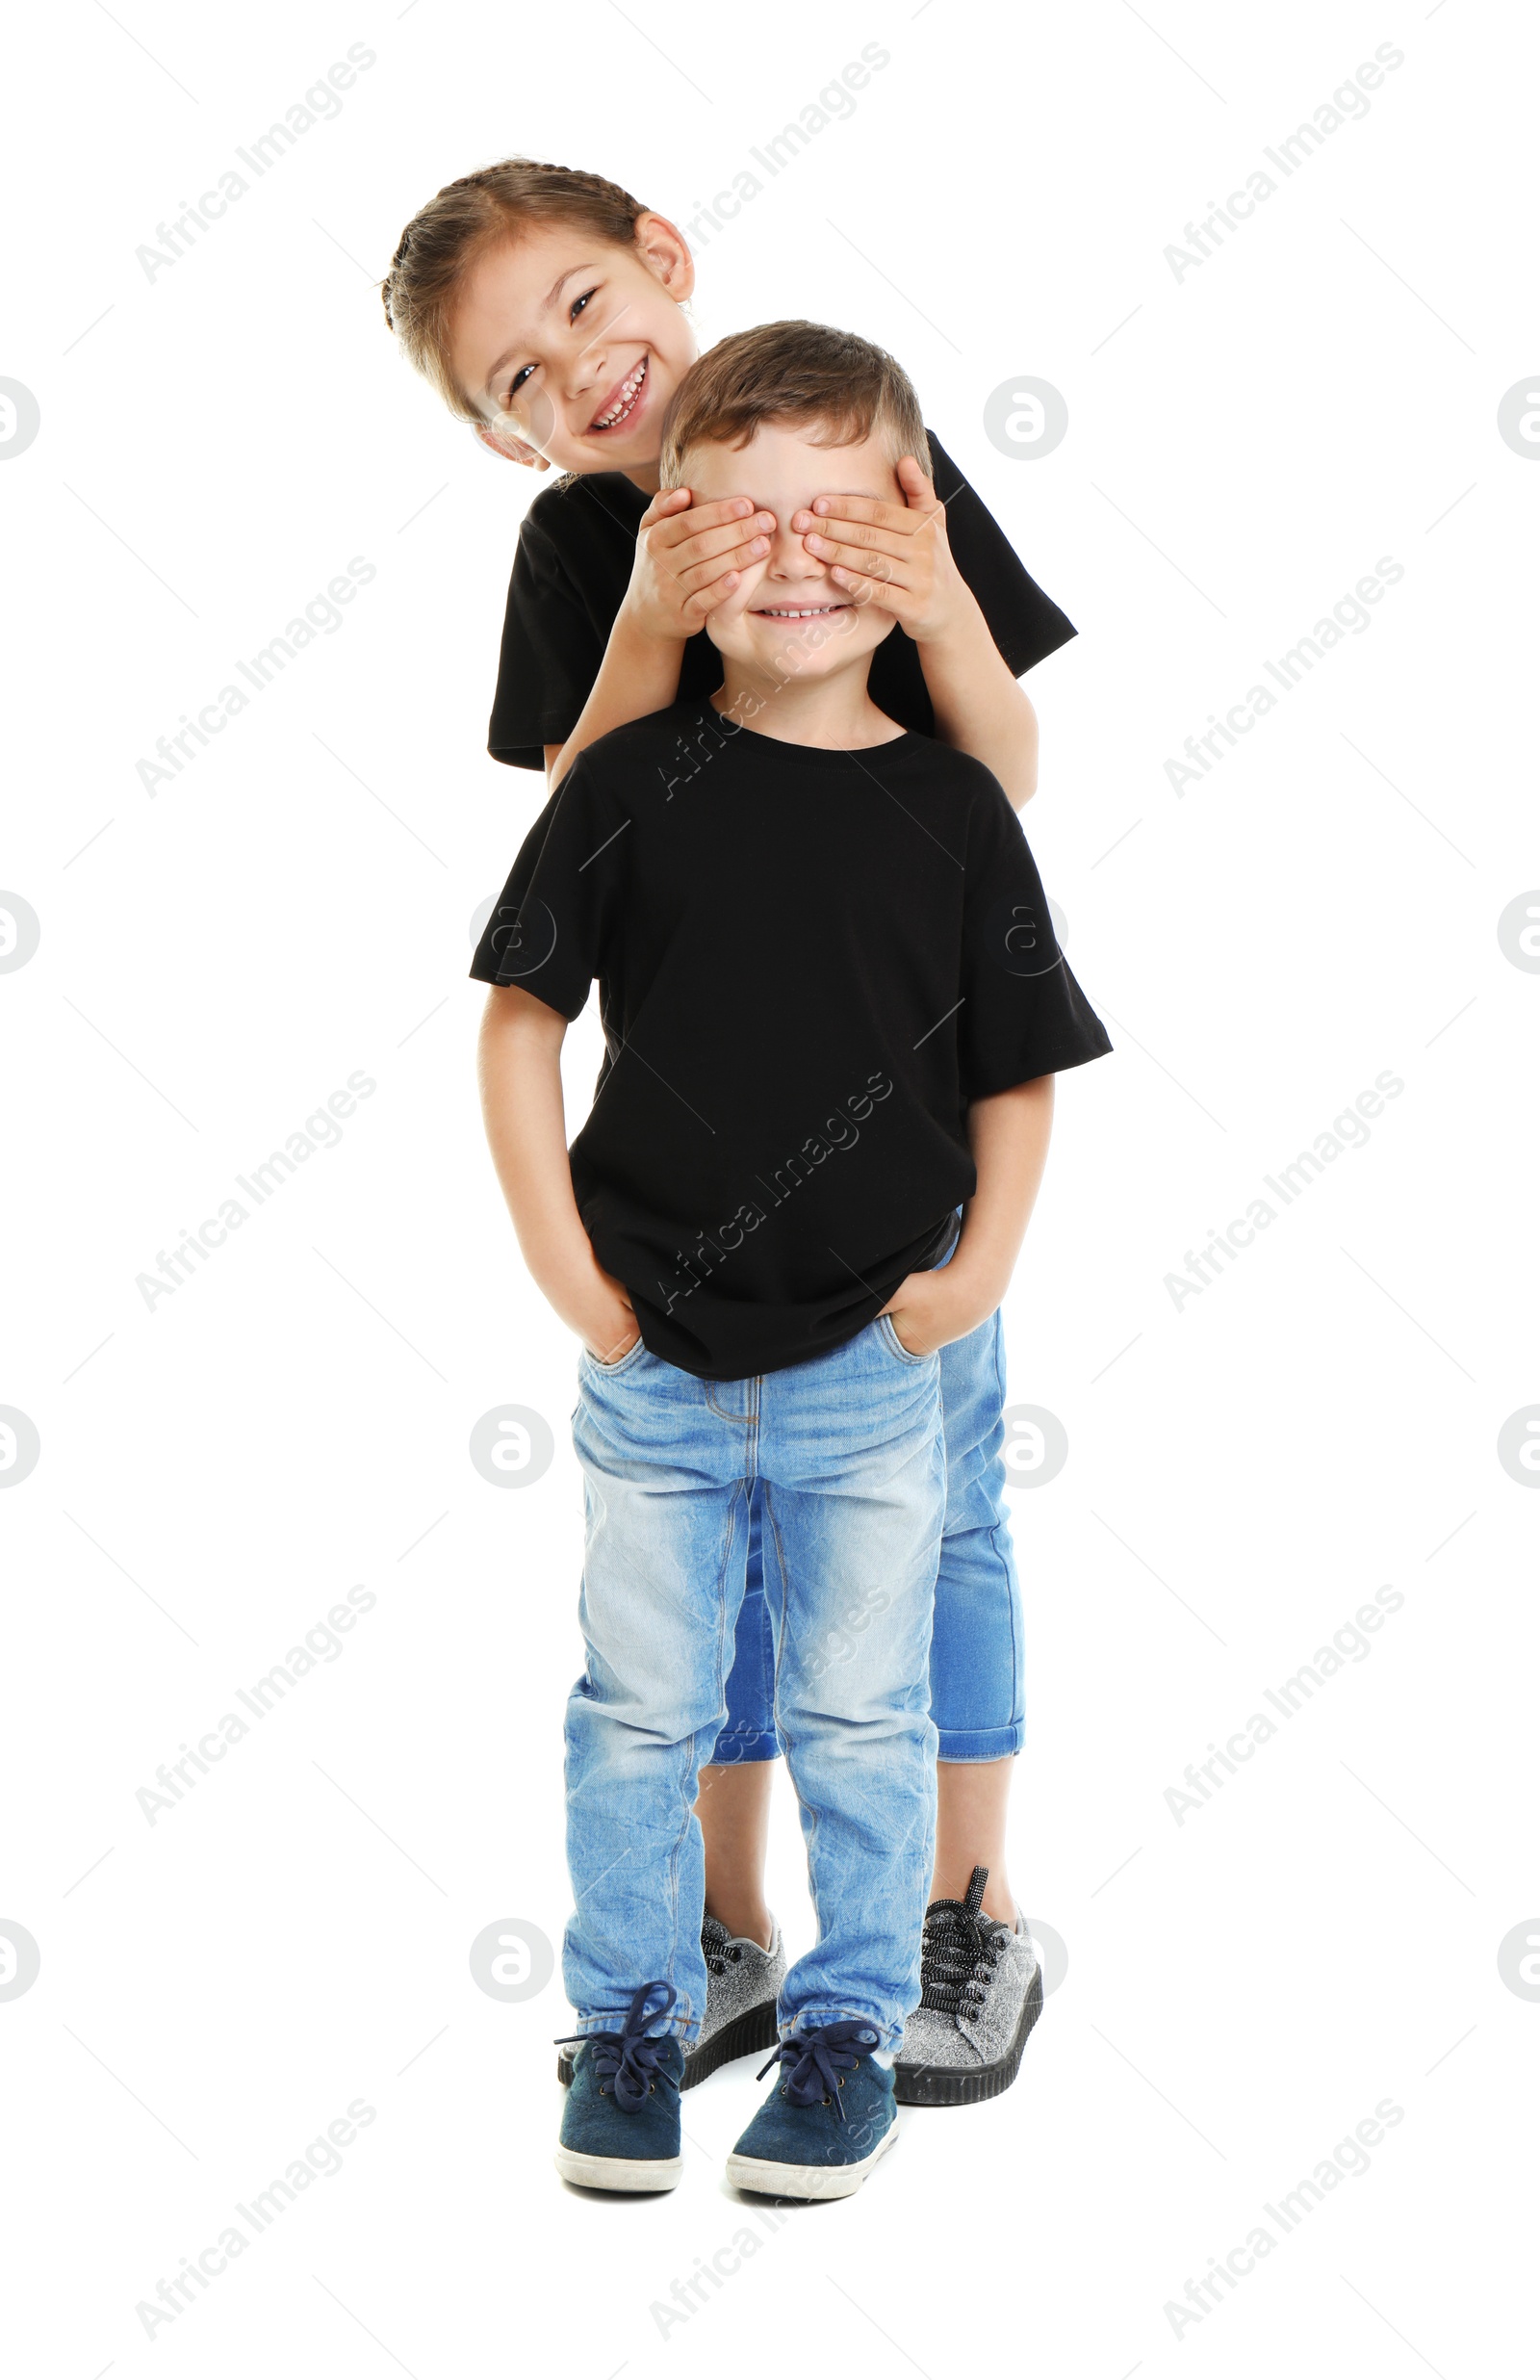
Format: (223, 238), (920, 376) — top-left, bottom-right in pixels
(714, 1237), (1024, 1769)
(565, 1315), (946, 2051)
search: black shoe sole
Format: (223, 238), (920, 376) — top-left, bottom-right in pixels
(892, 1961), (1044, 2107)
(556, 1996), (780, 2091)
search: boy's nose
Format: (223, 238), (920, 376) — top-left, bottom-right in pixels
(764, 518), (826, 579)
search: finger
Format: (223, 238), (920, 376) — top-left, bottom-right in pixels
(636, 485), (697, 528)
(827, 563), (916, 618)
(799, 494), (932, 536)
(802, 525), (914, 570)
(681, 569), (745, 627)
(661, 513), (775, 571)
(675, 535), (771, 595)
(895, 453), (939, 509)
(653, 494), (765, 544)
(804, 534), (912, 586)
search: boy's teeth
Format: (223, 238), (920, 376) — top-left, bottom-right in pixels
(592, 359), (647, 428)
(759, 606), (840, 616)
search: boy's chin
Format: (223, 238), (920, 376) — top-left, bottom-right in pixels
(710, 609), (896, 669)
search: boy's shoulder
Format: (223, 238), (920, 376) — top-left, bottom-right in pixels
(884, 729), (1019, 827)
(572, 697), (734, 778)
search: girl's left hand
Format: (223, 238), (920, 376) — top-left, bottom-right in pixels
(792, 455), (972, 646)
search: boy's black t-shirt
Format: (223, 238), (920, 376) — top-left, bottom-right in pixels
(470, 699), (1111, 1382)
(488, 431), (1076, 769)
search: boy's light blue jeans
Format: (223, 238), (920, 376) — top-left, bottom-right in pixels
(564, 1313), (946, 2052)
(713, 1226), (1025, 1770)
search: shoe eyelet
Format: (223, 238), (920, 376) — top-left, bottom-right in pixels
(822, 2096), (832, 2107)
(780, 2085), (787, 2097)
(649, 2082), (655, 2094)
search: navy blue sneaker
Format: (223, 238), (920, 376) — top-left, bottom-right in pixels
(725, 2021), (898, 2201)
(554, 1982), (686, 2192)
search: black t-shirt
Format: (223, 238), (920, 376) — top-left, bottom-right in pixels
(470, 699), (1111, 1381)
(488, 431), (1075, 769)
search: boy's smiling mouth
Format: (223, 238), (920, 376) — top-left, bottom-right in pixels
(752, 602), (849, 620)
(587, 356), (649, 434)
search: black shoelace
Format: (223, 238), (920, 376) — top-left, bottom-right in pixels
(756, 2021), (880, 2123)
(702, 1915), (746, 1979)
(554, 1980), (682, 2111)
(918, 1864), (1010, 2018)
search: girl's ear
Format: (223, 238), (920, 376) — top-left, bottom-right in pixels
(632, 211), (696, 305)
(474, 422), (550, 471)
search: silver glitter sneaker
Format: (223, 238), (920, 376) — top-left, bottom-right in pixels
(556, 1914), (784, 2090)
(893, 1866), (1042, 2107)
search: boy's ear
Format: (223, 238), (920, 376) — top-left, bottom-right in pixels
(632, 211), (696, 305)
(474, 421), (550, 471)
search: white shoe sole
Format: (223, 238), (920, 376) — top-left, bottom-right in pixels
(725, 2121), (897, 2201)
(553, 2146), (683, 2192)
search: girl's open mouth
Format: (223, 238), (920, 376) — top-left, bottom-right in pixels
(587, 356), (649, 435)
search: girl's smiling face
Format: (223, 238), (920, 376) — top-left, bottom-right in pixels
(449, 216), (698, 483)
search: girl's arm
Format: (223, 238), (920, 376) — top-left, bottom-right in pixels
(477, 985), (639, 1362)
(878, 1074), (1055, 1355)
(913, 605), (1040, 810)
(546, 489), (775, 789)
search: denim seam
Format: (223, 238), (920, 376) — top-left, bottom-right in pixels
(991, 1312), (1025, 1731)
(707, 1479), (749, 1769)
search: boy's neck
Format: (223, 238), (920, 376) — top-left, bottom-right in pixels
(709, 653), (903, 752)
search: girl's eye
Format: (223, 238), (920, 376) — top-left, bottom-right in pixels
(504, 364), (534, 402)
(570, 286), (599, 322)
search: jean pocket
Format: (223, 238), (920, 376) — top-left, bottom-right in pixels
(876, 1313), (934, 1367)
(582, 1333), (648, 1379)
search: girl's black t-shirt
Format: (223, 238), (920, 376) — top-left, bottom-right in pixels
(470, 699), (1111, 1381)
(488, 431), (1075, 769)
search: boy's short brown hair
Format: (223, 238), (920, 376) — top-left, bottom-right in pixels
(658, 321), (928, 488)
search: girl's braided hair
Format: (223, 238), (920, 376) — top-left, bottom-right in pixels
(382, 158), (649, 421)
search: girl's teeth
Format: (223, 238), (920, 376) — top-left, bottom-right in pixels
(594, 360), (647, 428)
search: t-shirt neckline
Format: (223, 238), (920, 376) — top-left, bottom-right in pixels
(690, 700), (921, 767)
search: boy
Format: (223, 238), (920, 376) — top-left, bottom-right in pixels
(470, 322), (1110, 2197)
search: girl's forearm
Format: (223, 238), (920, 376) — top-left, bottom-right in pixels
(917, 595), (1040, 810)
(550, 607), (686, 789)
(949, 1074), (1055, 1302)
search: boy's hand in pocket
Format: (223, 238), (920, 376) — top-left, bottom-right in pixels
(578, 1268), (642, 1366)
(878, 1262), (997, 1358)
(625, 488), (776, 643)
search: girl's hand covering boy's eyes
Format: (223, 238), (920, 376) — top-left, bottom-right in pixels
(792, 454), (969, 646)
(625, 489), (776, 644)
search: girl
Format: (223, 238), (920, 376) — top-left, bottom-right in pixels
(384, 158), (1072, 2107)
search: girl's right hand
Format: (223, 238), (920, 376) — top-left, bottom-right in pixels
(624, 489), (775, 643)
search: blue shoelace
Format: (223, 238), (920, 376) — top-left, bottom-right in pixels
(756, 2020), (880, 2122)
(555, 1980), (682, 2111)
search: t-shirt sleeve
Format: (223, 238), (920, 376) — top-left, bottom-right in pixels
(487, 507), (603, 770)
(468, 755), (628, 1019)
(956, 786), (1113, 1099)
(927, 432), (1076, 678)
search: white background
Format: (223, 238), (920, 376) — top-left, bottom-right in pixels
(3, 1), (1536, 2372)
